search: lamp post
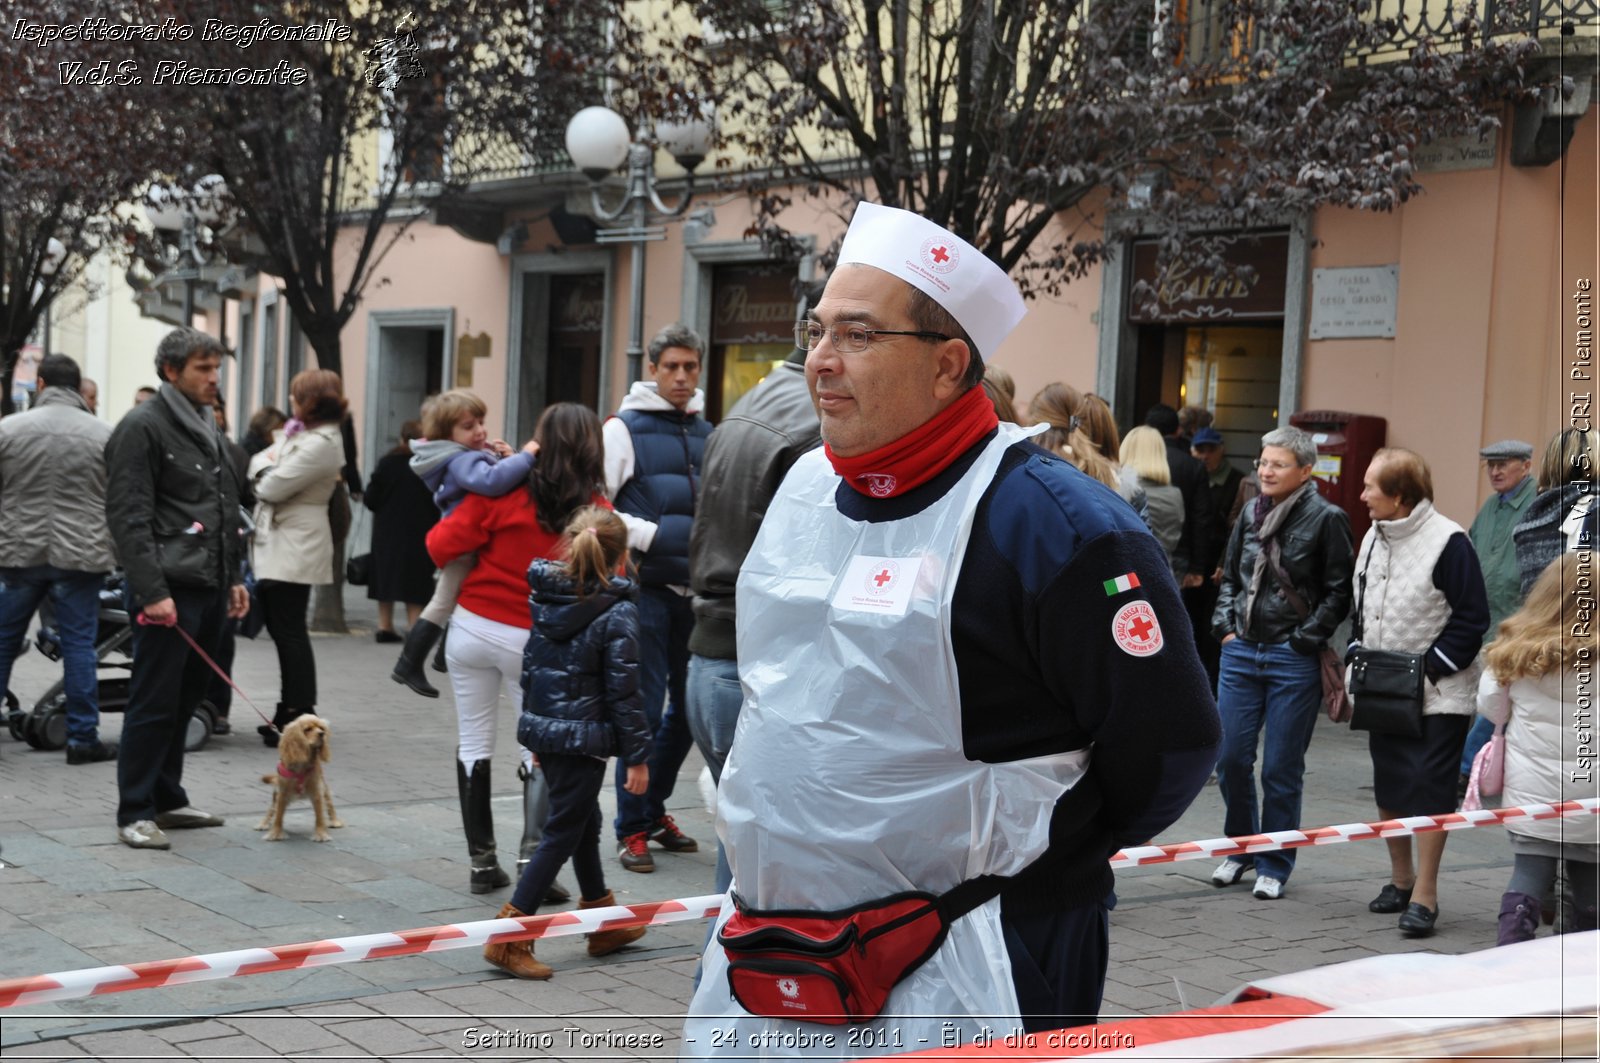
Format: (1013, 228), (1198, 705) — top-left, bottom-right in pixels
(144, 176), (231, 325)
(37, 237), (65, 355)
(564, 105), (713, 385)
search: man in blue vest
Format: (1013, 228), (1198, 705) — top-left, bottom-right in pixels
(603, 323), (714, 872)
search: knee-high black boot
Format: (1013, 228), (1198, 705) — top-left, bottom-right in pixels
(432, 621), (450, 673)
(392, 619), (442, 698)
(459, 756), (510, 894)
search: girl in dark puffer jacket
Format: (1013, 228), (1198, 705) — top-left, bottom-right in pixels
(484, 506), (654, 980)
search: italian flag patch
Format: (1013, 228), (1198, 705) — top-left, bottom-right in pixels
(1103, 572), (1141, 596)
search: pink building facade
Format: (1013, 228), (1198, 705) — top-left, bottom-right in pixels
(211, 102), (1597, 525)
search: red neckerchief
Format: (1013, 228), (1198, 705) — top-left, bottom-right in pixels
(826, 386), (999, 499)
(278, 761), (312, 794)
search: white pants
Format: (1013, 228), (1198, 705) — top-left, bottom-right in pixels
(447, 607), (531, 770)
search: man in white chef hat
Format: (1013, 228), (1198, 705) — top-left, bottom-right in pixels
(684, 203), (1219, 1053)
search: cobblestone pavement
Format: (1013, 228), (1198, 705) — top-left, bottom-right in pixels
(0, 590), (1550, 1060)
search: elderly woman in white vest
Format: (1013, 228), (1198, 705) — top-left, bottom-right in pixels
(1350, 447), (1490, 937)
(248, 369), (347, 747)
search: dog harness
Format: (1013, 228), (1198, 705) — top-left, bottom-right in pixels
(277, 762), (312, 794)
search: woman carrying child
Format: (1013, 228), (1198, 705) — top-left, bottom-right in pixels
(483, 506), (654, 979)
(1478, 550), (1600, 944)
(426, 403), (610, 895)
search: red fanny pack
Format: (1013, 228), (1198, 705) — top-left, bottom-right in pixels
(718, 877), (1003, 1025)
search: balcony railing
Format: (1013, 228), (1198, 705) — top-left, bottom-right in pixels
(1484, 0), (1600, 38)
(1164, 0), (1592, 70)
(464, 141), (574, 185)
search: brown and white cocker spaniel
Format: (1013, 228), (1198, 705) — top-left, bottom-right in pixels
(257, 715), (344, 842)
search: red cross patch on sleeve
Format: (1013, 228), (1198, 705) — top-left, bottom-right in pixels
(1111, 600), (1164, 657)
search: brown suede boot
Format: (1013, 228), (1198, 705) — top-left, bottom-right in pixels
(580, 891), (646, 957)
(483, 903), (553, 979)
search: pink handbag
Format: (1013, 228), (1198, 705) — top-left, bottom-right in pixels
(1462, 722), (1506, 811)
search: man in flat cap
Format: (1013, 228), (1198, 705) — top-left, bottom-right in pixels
(684, 204), (1219, 1052)
(1458, 439), (1536, 793)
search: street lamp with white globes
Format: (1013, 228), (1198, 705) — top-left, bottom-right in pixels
(564, 104), (714, 385)
(143, 175), (233, 325)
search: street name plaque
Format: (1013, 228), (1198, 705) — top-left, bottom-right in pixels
(1309, 265), (1399, 339)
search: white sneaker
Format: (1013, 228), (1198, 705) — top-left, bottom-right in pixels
(118, 820), (171, 850)
(1253, 875), (1285, 900)
(1211, 859), (1249, 886)
(154, 806), (224, 829)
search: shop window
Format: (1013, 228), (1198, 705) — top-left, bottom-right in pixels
(707, 262), (798, 421)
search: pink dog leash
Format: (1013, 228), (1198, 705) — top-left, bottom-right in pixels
(136, 612), (278, 735)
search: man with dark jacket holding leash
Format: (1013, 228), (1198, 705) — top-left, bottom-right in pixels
(105, 328), (249, 850)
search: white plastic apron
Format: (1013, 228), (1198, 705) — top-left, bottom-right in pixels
(684, 424), (1090, 1060)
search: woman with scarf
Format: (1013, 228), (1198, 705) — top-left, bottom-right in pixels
(1350, 447), (1489, 937)
(1513, 428), (1598, 595)
(1210, 425), (1354, 901)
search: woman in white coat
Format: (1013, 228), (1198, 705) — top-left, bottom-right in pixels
(1351, 447), (1490, 937)
(1478, 550), (1600, 944)
(248, 369), (347, 747)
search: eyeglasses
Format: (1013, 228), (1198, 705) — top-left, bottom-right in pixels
(795, 320), (951, 354)
(1256, 458), (1300, 472)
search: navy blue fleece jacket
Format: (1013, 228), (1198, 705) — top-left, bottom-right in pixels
(835, 432), (1222, 914)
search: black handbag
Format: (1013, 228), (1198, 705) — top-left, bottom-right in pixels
(1347, 649), (1425, 737)
(1347, 549), (1426, 738)
(346, 552), (372, 586)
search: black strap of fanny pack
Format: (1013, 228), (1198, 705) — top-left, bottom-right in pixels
(935, 874), (1008, 924)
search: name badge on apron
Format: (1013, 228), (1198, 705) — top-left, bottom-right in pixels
(830, 555), (926, 617)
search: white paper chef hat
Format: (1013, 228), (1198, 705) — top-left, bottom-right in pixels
(834, 202), (1027, 361)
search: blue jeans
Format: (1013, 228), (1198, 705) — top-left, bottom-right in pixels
(0, 565), (105, 747)
(614, 586), (696, 839)
(687, 652), (742, 895)
(1460, 714), (1495, 775)
(1215, 638), (1322, 882)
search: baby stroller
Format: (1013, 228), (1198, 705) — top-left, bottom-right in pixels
(4, 572), (214, 754)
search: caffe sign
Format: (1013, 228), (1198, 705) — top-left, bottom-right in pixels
(1127, 232), (1290, 323)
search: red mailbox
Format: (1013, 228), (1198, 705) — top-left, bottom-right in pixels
(1289, 411), (1388, 547)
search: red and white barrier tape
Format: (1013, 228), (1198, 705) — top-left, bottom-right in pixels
(0, 895), (724, 1009)
(2, 798), (1595, 1009)
(1109, 798), (1600, 867)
